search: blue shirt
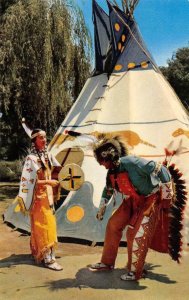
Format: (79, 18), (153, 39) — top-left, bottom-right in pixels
(102, 155), (171, 199)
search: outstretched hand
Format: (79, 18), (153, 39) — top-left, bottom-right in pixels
(46, 179), (59, 187)
(96, 204), (107, 221)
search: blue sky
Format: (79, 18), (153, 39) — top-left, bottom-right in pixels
(76, 0), (189, 66)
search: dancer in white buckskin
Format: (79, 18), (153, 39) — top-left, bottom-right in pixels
(17, 119), (63, 271)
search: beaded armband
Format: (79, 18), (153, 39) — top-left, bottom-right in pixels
(153, 162), (162, 176)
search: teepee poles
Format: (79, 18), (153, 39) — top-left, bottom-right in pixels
(112, 0), (140, 16)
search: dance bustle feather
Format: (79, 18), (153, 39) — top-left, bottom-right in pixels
(164, 144), (188, 262)
(65, 131), (128, 156)
(167, 164), (187, 262)
(65, 130), (98, 148)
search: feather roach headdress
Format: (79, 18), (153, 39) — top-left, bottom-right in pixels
(93, 134), (128, 164)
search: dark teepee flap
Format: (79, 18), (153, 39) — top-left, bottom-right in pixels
(92, 0), (113, 75)
(107, 2), (157, 73)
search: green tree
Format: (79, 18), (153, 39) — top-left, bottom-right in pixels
(160, 47), (189, 111)
(0, 0), (92, 160)
(0, 0), (18, 14)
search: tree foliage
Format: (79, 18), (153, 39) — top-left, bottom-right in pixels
(160, 47), (189, 111)
(0, 0), (92, 159)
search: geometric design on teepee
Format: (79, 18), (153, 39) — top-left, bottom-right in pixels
(128, 61), (150, 70)
(114, 64), (123, 71)
(117, 35), (126, 53)
(122, 34), (126, 42)
(66, 205), (85, 223)
(118, 42), (122, 50)
(128, 62), (136, 69)
(141, 61), (149, 69)
(14, 204), (21, 212)
(115, 22), (120, 31)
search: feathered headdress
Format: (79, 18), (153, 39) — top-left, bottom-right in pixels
(22, 118), (45, 139)
(93, 134), (128, 163)
(22, 118), (32, 138)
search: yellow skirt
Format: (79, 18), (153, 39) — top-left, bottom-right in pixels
(30, 185), (57, 262)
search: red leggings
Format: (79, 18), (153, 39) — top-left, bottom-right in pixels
(101, 194), (160, 279)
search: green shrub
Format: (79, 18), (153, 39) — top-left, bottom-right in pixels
(0, 160), (23, 182)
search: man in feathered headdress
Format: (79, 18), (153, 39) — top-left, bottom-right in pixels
(89, 135), (174, 280)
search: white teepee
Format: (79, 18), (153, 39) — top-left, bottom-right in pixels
(4, 0), (189, 243)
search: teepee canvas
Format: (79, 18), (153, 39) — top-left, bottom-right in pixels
(4, 0), (189, 243)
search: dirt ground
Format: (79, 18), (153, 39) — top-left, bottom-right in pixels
(1, 185), (189, 300)
(0, 185), (106, 258)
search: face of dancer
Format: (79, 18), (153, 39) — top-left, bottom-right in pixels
(34, 132), (47, 151)
(99, 159), (115, 169)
